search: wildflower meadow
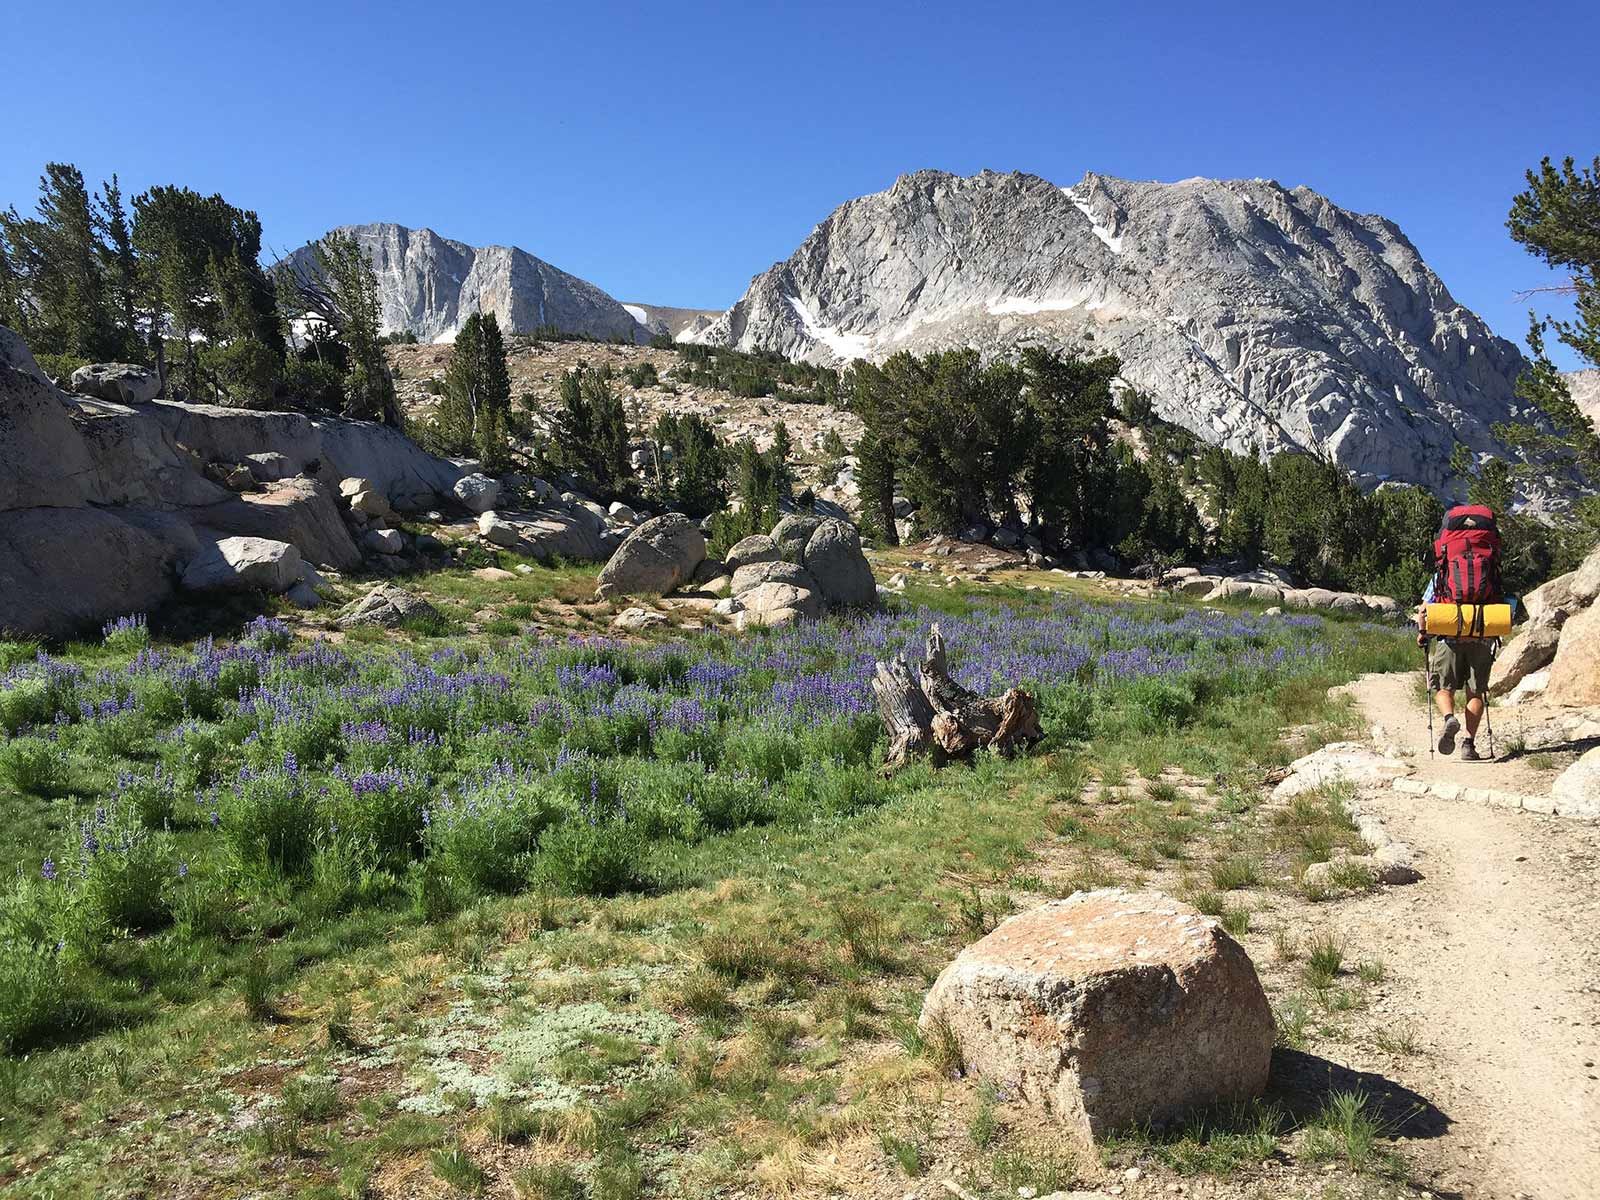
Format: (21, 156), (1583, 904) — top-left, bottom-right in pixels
(0, 593), (1410, 1056)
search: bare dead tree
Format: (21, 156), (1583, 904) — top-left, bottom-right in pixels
(871, 623), (1043, 772)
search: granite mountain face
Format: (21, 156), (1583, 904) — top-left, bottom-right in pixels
(283, 223), (649, 345)
(690, 170), (1543, 492)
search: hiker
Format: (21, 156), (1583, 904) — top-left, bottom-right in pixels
(1417, 502), (1506, 761)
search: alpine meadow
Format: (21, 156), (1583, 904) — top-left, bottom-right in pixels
(2, 4), (1599, 1199)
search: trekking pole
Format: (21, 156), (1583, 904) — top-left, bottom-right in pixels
(1486, 638), (1500, 760)
(1422, 639), (1434, 760)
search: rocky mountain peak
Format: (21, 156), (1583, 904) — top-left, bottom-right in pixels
(690, 170), (1541, 493)
(283, 223), (649, 346)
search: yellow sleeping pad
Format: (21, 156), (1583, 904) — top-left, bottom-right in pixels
(1423, 603), (1512, 638)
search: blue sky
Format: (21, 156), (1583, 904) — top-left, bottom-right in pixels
(4, 0), (1595, 365)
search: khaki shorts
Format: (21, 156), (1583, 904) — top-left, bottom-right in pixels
(1428, 638), (1494, 695)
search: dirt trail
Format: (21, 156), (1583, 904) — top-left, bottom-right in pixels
(1341, 673), (1600, 1199)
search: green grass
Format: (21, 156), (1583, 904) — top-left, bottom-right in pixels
(1104, 1099), (1283, 1177)
(1300, 1090), (1405, 1176)
(1303, 931), (1346, 987)
(880, 1130), (926, 1176)
(0, 581), (1416, 1197)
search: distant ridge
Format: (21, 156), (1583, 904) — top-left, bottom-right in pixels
(283, 223), (648, 345)
(690, 169), (1545, 492)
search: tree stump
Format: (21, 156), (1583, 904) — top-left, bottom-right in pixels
(872, 624), (1043, 771)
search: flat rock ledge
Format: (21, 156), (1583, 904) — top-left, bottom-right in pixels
(1393, 774), (1599, 821)
(919, 890), (1274, 1145)
(1272, 743), (1421, 887)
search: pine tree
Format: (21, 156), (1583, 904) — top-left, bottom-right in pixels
(440, 311), (512, 469)
(767, 419), (795, 498)
(0, 163), (119, 360)
(0, 231), (23, 336)
(652, 413), (727, 515)
(855, 431), (899, 545)
(550, 365), (630, 495)
(94, 175), (141, 360)
(1503, 156), (1600, 484)
(133, 185), (284, 400)
(280, 231), (399, 424)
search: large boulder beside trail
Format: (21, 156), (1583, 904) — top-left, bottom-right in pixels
(69, 362), (161, 405)
(1543, 602), (1600, 708)
(731, 558), (818, 596)
(452, 473), (501, 514)
(1204, 579), (1283, 605)
(798, 518), (877, 608)
(1489, 609), (1569, 698)
(734, 581), (823, 629)
(1552, 746), (1600, 819)
(1498, 542), (1600, 708)
(920, 890), (1273, 1144)
(724, 533), (782, 571)
(712, 513), (877, 624)
(770, 514), (823, 562)
(596, 513), (706, 598)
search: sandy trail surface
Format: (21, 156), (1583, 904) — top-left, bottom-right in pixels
(1343, 673), (1600, 1199)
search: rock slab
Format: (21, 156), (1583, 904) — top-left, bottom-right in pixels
(1544, 603), (1600, 708)
(920, 890), (1273, 1143)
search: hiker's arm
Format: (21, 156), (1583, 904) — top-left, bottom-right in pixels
(1416, 577), (1434, 643)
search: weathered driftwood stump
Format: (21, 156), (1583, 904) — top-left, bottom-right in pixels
(872, 623), (1043, 770)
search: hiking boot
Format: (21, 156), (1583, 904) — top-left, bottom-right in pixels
(1460, 738), (1482, 762)
(1437, 713), (1460, 756)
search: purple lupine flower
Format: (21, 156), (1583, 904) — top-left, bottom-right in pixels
(41, 857), (57, 882)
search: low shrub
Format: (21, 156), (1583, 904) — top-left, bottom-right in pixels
(423, 778), (559, 895)
(219, 765), (320, 879)
(0, 940), (96, 1054)
(72, 804), (178, 935)
(0, 736), (74, 796)
(534, 819), (649, 897)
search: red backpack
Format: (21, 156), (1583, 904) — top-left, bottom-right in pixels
(1433, 504), (1502, 604)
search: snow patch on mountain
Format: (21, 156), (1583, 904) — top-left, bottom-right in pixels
(784, 294), (873, 361)
(1062, 184), (1125, 254)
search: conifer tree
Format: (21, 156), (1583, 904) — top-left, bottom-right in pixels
(550, 365), (630, 495)
(1504, 156), (1600, 483)
(281, 231), (399, 424)
(0, 163), (119, 360)
(651, 412), (727, 515)
(0, 232), (23, 336)
(440, 311), (512, 469)
(767, 419), (795, 498)
(94, 175), (141, 359)
(133, 185), (284, 399)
